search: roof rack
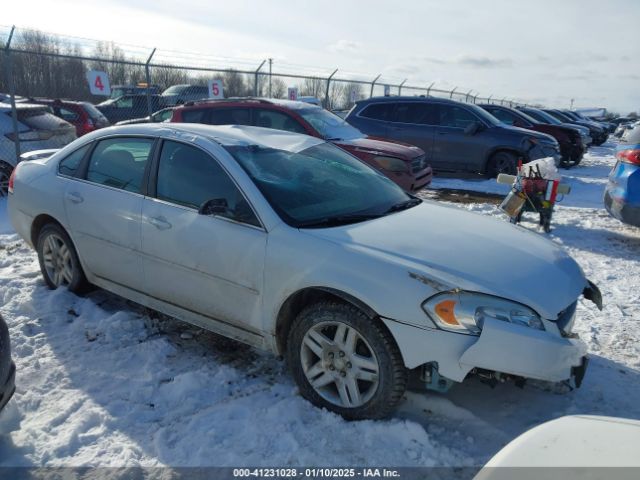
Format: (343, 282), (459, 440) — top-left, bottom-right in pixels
(182, 97), (274, 107)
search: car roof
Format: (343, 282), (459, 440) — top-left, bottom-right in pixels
(181, 97), (321, 111)
(84, 123), (325, 151)
(355, 95), (462, 106)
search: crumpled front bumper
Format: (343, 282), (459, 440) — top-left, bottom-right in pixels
(383, 315), (588, 386)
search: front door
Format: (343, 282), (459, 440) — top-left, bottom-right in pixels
(141, 139), (266, 330)
(387, 102), (437, 163)
(433, 104), (487, 172)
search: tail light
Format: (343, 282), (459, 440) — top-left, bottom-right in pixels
(7, 166), (16, 194)
(82, 118), (95, 134)
(616, 148), (640, 165)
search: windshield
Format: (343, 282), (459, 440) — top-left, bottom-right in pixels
(225, 142), (413, 227)
(299, 108), (364, 140)
(163, 85), (188, 95)
(525, 109), (562, 125)
(466, 104), (502, 126)
(547, 110), (571, 122)
(516, 110), (540, 125)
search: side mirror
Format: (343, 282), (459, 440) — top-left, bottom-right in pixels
(198, 198), (229, 216)
(464, 121), (481, 135)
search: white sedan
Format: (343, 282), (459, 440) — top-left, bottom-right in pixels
(7, 123), (601, 419)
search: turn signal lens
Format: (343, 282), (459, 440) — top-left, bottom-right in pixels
(435, 300), (460, 326)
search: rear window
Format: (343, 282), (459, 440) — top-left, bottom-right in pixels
(17, 108), (67, 130)
(82, 102), (107, 121)
(359, 103), (394, 121)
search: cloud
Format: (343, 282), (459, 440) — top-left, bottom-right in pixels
(327, 40), (361, 53)
(423, 54), (514, 68)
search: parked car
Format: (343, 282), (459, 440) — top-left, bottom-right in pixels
(0, 93), (30, 104)
(561, 110), (612, 140)
(110, 84), (160, 99)
(614, 120), (639, 139)
(479, 104), (585, 167)
(518, 107), (593, 147)
(604, 123), (640, 227)
(7, 123), (601, 419)
(0, 314), (15, 415)
(1, 103), (76, 195)
(27, 98), (110, 137)
(115, 107), (175, 126)
(96, 94), (163, 123)
(543, 109), (608, 146)
(298, 96), (322, 106)
(161, 85), (209, 106)
(475, 415), (640, 476)
(345, 97), (561, 177)
(171, 98), (432, 191)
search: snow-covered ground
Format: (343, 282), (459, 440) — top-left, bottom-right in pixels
(0, 142), (638, 469)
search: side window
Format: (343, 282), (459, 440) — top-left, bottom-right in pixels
(86, 137), (153, 193)
(207, 108), (251, 126)
(116, 97), (133, 109)
(253, 109), (306, 134)
(181, 108), (207, 123)
(58, 144), (91, 177)
(489, 108), (517, 126)
(359, 103), (394, 121)
(393, 103), (437, 125)
(156, 140), (260, 227)
(438, 105), (478, 129)
(58, 107), (79, 122)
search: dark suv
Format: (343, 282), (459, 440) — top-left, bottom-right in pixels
(479, 104), (585, 167)
(171, 98), (432, 191)
(346, 97), (560, 177)
(543, 109), (608, 146)
(96, 94), (163, 123)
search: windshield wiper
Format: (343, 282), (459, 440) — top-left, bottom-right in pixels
(384, 198), (422, 214)
(297, 213), (383, 228)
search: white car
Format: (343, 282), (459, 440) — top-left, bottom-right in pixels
(7, 124), (601, 419)
(475, 415), (640, 479)
(0, 103), (76, 195)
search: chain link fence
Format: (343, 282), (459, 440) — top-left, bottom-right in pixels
(0, 24), (532, 194)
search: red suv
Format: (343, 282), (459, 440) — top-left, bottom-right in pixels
(28, 98), (110, 137)
(171, 98), (432, 191)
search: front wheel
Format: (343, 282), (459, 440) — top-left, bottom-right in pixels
(487, 151), (517, 178)
(36, 223), (88, 293)
(287, 301), (407, 420)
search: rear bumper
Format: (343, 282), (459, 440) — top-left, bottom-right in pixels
(604, 189), (640, 227)
(0, 362), (16, 413)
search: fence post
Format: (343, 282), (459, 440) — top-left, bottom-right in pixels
(145, 48), (156, 118)
(426, 82), (435, 97)
(465, 89), (473, 102)
(398, 79), (407, 96)
(449, 86), (458, 99)
(324, 68), (338, 109)
(3, 26), (20, 164)
(369, 74), (381, 98)
(254, 60), (266, 97)
(487, 94), (493, 104)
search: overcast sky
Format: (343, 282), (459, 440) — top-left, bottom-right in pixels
(5, 0), (639, 113)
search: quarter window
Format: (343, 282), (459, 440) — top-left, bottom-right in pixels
(253, 109), (306, 134)
(156, 140), (260, 227)
(438, 106), (478, 129)
(393, 103), (437, 125)
(86, 137), (153, 193)
(488, 108), (518, 126)
(58, 144), (91, 177)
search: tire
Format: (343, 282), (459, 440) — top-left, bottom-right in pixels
(36, 223), (88, 293)
(287, 301), (407, 420)
(487, 151), (517, 178)
(0, 161), (13, 197)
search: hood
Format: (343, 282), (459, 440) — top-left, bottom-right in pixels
(334, 136), (424, 159)
(304, 202), (587, 319)
(498, 125), (557, 143)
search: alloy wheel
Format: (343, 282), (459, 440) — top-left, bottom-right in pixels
(41, 233), (74, 287)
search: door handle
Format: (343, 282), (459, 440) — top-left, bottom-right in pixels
(65, 192), (83, 204)
(148, 216), (172, 230)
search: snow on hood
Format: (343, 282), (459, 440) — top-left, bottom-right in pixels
(305, 201), (587, 319)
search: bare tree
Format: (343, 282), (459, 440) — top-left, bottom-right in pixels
(223, 70), (247, 97)
(270, 78), (287, 98)
(300, 77), (325, 101)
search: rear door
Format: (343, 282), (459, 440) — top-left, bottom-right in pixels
(387, 102), (437, 161)
(348, 102), (394, 138)
(140, 139), (266, 330)
(63, 136), (154, 289)
(433, 104), (487, 172)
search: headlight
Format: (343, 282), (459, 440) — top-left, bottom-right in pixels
(422, 291), (544, 335)
(373, 156), (408, 172)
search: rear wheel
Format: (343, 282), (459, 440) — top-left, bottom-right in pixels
(487, 151), (517, 177)
(36, 223), (88, 293)
(287, 301), (407, 420)
(0, 161), (13, 197)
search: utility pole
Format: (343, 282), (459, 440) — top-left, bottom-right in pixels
(268, 58), (273, 98)
(570, 98), (574, 109)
